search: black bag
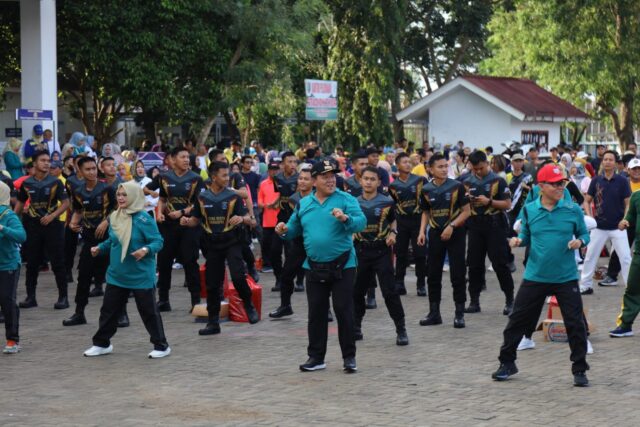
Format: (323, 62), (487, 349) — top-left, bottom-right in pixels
(307, 250), (351, 283)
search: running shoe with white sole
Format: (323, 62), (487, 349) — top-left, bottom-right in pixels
(148, 347), (171, 359)
(609, 326), (634, 337)
(3, 340), (21, 354)
(83, 345), (113, 357)
(517, 337), (535, 351)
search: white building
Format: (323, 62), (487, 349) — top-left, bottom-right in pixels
(397, 76), (588, 151)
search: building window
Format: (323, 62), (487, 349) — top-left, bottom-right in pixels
(521, 130), (548, 147)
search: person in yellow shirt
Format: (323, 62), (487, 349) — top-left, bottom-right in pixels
(629, 158), (640, 193)
(49, 161), (68, 223)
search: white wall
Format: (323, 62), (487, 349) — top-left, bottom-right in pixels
(429, 87), (512, 150)
(509, 118), (561, 147)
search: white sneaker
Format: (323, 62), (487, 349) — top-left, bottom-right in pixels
(172, 263), (183, 270)
(84, 345), (113, 357)
(587, 340), (594, 355)
(148, 346), (171, 359)
(517, 337), (535, 351)
(443, 264), (450, 272)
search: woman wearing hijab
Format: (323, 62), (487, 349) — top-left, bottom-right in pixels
(3, 138), (24, 180)
(83, 181), (170, 358)
(102, 143), (125, 165)
(0, 181), (27, 354)
(133, 160), (157, 215)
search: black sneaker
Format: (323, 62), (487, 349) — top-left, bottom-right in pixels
(503, 301), (514, 316)
(507, 261), (517, 273)
(88, 286), (104, 298)
(327, 309), (333, 322)
(365, 294), (377, 309)
(0, 311), (4, 323)
(271, 281), (281, 292)
(609, 325), (634, 337)
(117, 312), (130, 328)
(354, 327), (363, 341)
(464, 302), (481, 313)
(19, 296), (37, 309)
(294, 281), (305, 292)
(396, 284), (407, 295)
(62, 312), (87, 326)
(417, 286), (427, 297)
(269, 305), (293, 318)
(66, 271), (74, 283)
(598, 276), (618, 286)
(247, 267), (260, 283)
(580, 286), (594, 295)
(299, 358), (326, 372)
(573, 371), (589, 387)
(157, 301), (172, 312)
(396, 328), (409, 346)
(343, 357), (357, 373)
(244, 303), (260, 324)
(199, 322), (221, 335)
(54, 296), (69, 310)
(491, 362), (518, 381)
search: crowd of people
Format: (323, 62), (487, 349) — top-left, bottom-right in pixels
(2, 125), (640, 386)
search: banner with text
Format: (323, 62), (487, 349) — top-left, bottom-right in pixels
(305, 79), (338, 121)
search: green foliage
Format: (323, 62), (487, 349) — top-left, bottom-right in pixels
(482, 0), (640, 147)
(0, 3), (20, 107)
(325, 0), (406, 150)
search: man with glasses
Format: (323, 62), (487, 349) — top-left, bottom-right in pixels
(579, 150), (631, 295)
(492, 164), (590, 387)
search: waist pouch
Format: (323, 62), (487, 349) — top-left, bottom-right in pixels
(307, 250), (351, 283)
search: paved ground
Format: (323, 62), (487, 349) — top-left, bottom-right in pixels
(2, 248), (640, 426)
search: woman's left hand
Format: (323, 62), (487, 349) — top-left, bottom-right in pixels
(131, 247), (148, 261)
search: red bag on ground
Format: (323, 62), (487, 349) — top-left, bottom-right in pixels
(199, 264), (207, 298)
(225, 275), (262, 322)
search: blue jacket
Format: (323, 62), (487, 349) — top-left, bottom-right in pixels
(282, 189), (366, 269)
(98, 211), (163, 289)
(0, 206), (26, 271)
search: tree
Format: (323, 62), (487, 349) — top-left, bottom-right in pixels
(57, 0), (229, 147)
(481, 0), (640, 149)
(324, 0), (406, 150)
(404, 0), (494, 96)
(0, 3), (20, 107)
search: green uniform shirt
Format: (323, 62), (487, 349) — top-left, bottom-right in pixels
(625, 192), (640, 254)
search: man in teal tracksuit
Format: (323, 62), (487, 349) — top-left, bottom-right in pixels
(276, 159), (366, 373)
(492, 164), (591, 387)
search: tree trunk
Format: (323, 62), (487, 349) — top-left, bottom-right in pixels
(390, 86), (404, 142)
(617, 96), (634, 151)
(197, 116), (216, 146)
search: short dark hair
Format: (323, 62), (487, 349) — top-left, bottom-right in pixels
(622, 153), (635, 166)
(469, 150), (488, 165)
(241, 155), (253, 163)
(32, 150), (50, 162)
(63, 155), (74, 164)
(171, 146), (189, 157)
(550, 147), (558, 152)
(299, 168), (312, 176)
(528, 147), (538, 153)
(208, 161), (229, 176)
(101, 156), (115, 164)
(361, 166), (380, 178)
(602, 150), (619, 161)
(485, 146), (493, 153)
(78, 157), (97, 169)
(428, 153), (447, 167)
(208, 148), (225, 162)
(629, 142), (638, 148)
(351, 150), (368, 161)
(395, 152), (410, 165)
(281, 151), (296, 162)
(305, 148), (316, 158)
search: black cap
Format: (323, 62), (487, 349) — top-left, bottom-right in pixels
(311, 159), (339, 177)
(268, 161), (281, 170)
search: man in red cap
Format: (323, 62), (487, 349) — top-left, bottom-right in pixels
(492, 163), (591, 387)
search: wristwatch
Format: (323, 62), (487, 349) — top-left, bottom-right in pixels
(390, 229), (398, 234)
(142, 246), (149, 254)
(448, 222), (456, 229)
(181, 209), (186, 215)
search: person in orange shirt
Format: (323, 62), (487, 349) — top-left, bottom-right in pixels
(258, 161), (281, 275)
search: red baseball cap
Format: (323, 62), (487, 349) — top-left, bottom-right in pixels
(537, 163), (567, 183)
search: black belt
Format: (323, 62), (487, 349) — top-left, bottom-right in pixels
(355, 240), (387, 249)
